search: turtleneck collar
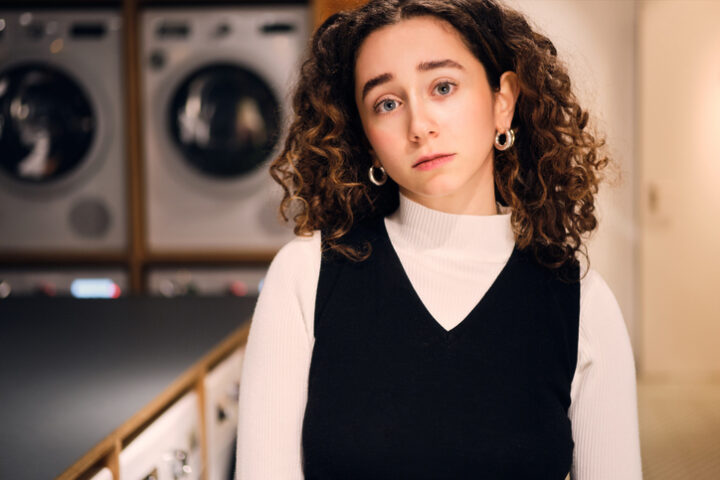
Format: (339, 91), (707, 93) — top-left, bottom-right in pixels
(384, 192), (515, 262)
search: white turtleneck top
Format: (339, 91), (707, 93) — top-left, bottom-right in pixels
(236, 193), (643, 480)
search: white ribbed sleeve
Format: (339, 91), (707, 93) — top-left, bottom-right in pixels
(235, 218), (642, 479)
(235, 233), (320, 480)
(569, 269), (643, 480)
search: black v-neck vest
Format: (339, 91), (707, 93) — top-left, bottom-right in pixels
(301, 216), (580, 479)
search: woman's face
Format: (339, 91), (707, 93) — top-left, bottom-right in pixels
(354, 15), (517, 214)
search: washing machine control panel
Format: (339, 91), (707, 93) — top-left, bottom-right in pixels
(0, 268), (127, 298)
(147, 266), (267, 298)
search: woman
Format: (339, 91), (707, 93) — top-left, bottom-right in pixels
(236, 0), (642, 478)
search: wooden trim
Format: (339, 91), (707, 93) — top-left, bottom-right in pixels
(108, 438), (121, 480)
(0, 251), (275, 267)
(0, 251), (274, 268)
(144, 251), (276, 264)
(122, 0), (146, 294)
(139, 0), (309, 5)
(0, 1), (121, 6)
(312, 0), (366, 28)
(56, 321), (251, 480)
(0, 253), (127, 265)
(195, 368), (209, 480)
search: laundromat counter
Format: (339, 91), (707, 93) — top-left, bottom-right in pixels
(0, 296), (253, 480)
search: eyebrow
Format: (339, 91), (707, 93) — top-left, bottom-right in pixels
(360, 59), (465, 101)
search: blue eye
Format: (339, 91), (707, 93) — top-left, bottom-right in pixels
(375, 98), (398, 113)
(435, 81), (456, 96)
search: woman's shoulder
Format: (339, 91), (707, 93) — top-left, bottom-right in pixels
(577, 267), (632, 357)
(255, 231), (323, 342)
(579, 268), (621, 314)
(269, 230), (323, 277)
(274, 230), (322, 258)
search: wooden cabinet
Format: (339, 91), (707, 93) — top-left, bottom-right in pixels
(70, 343), (248, 480)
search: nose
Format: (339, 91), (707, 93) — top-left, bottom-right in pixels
(407, 100), (438, 143)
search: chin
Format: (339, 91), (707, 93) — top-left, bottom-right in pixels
(415, 180), (465, 198)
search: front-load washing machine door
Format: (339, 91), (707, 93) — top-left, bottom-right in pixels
(167, 63), (280, 179)
(0, 62), (96, 184)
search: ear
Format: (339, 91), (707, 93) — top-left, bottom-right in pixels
(493, 71), (519, 131)
(368, 148), (382, 167)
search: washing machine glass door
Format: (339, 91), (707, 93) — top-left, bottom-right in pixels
(0, 63), (96, 183)
(168, 63), (281, 179)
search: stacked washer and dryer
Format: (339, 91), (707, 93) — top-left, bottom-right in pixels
(140, 5), (309, 298)
(0, 9), (129, 296)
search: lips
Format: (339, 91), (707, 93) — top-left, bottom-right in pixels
(413, 153), (455, 168)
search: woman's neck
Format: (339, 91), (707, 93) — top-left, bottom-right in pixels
(398, 184), (499, 216)
(385, 192), (514, 261)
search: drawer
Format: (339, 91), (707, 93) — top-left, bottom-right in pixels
(204, 347), (245, 480)
(119, 391), (202, 480)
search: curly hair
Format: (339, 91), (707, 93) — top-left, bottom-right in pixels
(270, 0), (611, 280)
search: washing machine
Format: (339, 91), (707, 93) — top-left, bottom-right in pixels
(0, 10), (127, 253)
(119, 390), (202, 480)
(140, 5), (310, 252)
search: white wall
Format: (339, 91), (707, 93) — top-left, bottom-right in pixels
(637, 0), (720, 381)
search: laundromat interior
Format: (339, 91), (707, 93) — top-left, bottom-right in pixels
(0, 0), (718, 479)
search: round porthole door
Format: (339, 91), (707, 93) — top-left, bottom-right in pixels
(167, 63), (281, 180)
(0, 63), (96, 185)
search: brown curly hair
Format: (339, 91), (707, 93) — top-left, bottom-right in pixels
(270, 0), (611, 280)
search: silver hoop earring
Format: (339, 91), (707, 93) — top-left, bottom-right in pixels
(369, 165), (387, 186)
(494, 128), (516, 151)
